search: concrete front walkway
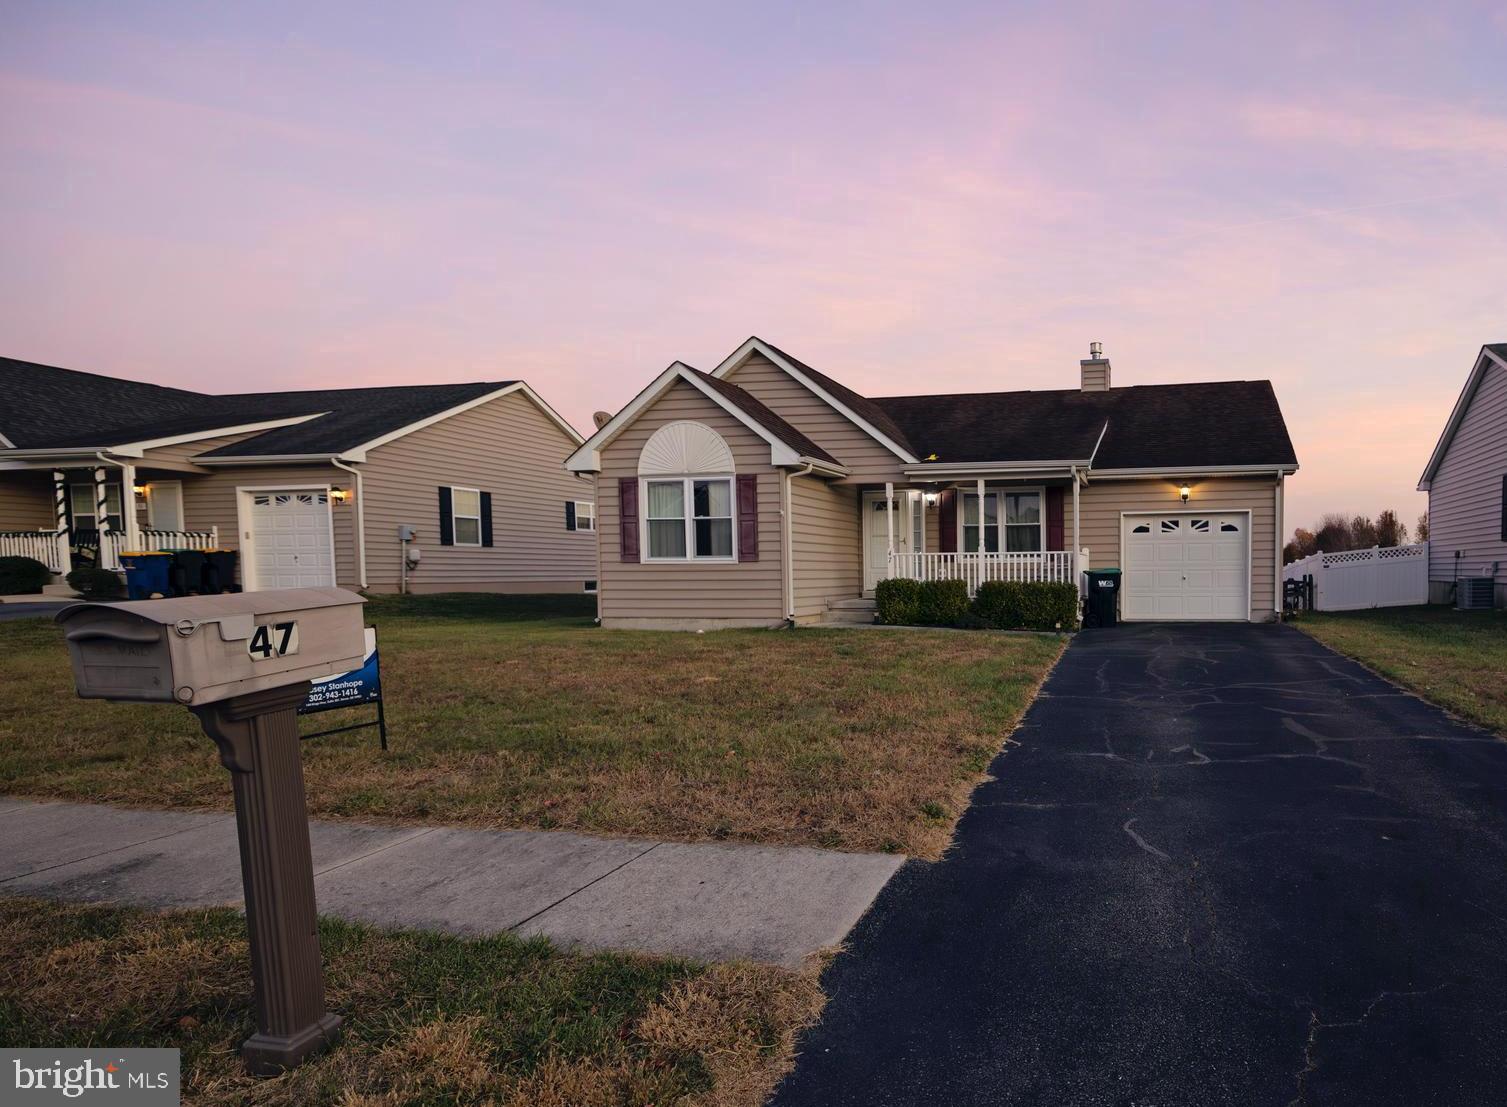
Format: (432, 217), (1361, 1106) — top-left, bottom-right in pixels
(0, 798), (901, 968)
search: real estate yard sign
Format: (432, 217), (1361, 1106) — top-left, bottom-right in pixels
(299, 627), (388, 748)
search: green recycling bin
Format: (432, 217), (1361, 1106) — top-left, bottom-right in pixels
(120, 551), (172, 600)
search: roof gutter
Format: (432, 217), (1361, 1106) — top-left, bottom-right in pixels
(1089, 463), (1298, 479)
(195, 452), (366, 466)
(902, 459), (1093, 479)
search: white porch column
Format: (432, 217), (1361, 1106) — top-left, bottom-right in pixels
(884, 480), (894, 553)
(121, 462), (141, 552)
(52, 469), (70, 573)
(93, 467), (110, 542)
(1071, 467), (1081, 576)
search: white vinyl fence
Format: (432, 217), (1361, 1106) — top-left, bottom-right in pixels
(1283, 543), (1428, 611)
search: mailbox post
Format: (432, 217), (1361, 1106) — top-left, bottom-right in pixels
(57, 587), (366, 1075)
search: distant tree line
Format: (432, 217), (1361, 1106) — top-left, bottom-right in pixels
(1284, 510), (1428, 565)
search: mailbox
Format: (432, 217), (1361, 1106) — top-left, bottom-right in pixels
(56, 587), (369, 1076)
(57, 587), (366, 707)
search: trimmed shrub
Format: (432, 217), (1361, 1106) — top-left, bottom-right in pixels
(66, 566), (124, 599)
(972, 580), (1080, 631)
(875, 577), (923, 625)
(0, 555), (51, 595)
(917, 578), (970, 626)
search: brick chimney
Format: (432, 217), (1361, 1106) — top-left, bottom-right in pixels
(1080, 341), (1110, 391)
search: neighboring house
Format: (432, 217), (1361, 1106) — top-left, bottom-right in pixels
(565, 337), (1298, 628)
(0, 356), (596, 595)
(1418, 343), (1507, 607)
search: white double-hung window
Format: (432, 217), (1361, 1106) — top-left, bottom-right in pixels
(962, 490), (1044, 552)
(451, 487), (482, 546)
(645, 477), (734, 560)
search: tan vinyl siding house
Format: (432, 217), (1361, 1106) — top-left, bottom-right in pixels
(596, 379), (787, 628)
(1419, 344), (1507, 606)
(569, 338), (1296, 628)
(0, 356), (588, 598)
(359, 389), (594, 594)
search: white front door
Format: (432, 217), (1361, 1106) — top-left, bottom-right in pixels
(1122, 512), (1248, 621)
(863, 493), (903, 594)
(247, 489), (336, 590)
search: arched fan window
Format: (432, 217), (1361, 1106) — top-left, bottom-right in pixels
(637, 422), (738, 560)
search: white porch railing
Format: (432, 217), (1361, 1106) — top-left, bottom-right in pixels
(0, 530), (70, 573)
(889, 549), (1083, 595)
(1283, 543), (1427, 611)
(99, 528), (220, 571)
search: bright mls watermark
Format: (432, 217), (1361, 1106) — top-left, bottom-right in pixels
(4, 1049), (179, 1105)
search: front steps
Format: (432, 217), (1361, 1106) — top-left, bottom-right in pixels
(820, 597), (877, 626)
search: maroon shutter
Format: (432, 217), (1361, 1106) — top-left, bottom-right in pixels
(1046, 487), (1065, 551)
(618, 477), (640, 562)
(938, 489), (957, 553)
(736, 474), (759, 562)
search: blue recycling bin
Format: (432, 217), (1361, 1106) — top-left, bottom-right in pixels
(120, 551), (172, 600)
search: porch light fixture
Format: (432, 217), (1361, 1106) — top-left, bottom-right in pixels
(924, 492), (939, 507)
(330, 488), (350, 504)
(1179, 484), (1191, 504)
(132, 484), (147, 496)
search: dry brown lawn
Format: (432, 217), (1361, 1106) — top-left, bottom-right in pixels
(0, 895), (823, 1107)
(0, 593), (1065, 859)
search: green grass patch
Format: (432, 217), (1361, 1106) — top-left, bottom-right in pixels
(0, 594), (1063, 858)
(1297, 606), (1507, 735)
(0, 896), (820, 1107)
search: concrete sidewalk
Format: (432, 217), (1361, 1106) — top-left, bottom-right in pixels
(0, 798), (901, 968)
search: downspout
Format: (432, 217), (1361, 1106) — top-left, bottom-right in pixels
(331, 457), (368, 590)
(1274, 469), (1284, 620)
(783, 463), (814, 626)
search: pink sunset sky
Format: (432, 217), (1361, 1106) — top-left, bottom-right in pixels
(4, 2), (1505, 534)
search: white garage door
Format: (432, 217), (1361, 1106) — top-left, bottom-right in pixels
(1122, 513), (1248, 621)
(248, 490), (336, 590)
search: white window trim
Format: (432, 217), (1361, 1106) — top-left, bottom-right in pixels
(957, 485), (1048, 553)
(450, 485), (483, 547)
(640, 474), (737, 563)
(574, 500), (596, 532)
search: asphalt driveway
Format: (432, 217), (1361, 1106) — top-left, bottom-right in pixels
(772, 623), (1507, 1107)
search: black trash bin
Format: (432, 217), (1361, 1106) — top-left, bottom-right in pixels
(165, 549), (209, 596)
(1083, 568), (1122, 627)
(203, 549), (241, 594)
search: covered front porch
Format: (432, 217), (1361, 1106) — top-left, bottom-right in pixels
(0, 460), (218, 576)
(862, 467), (1090, 597)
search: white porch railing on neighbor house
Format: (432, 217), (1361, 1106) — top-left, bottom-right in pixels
(98, 528), (220, 571)
(1283, 543), (1428, 611)
(0, 530), (70, 573)
(888, 549), (1086, 595)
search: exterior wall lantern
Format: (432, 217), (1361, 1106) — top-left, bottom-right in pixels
(330, 488), (350, 504)
(1179, 484), (1191, 504)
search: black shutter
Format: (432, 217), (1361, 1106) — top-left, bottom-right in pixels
(480, 491), (494, 547)
(619, 478), (640, 562)
(566, 501), (577, 531)
(438, 486), (454, 546)
(1501, 475), (1507, 542)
